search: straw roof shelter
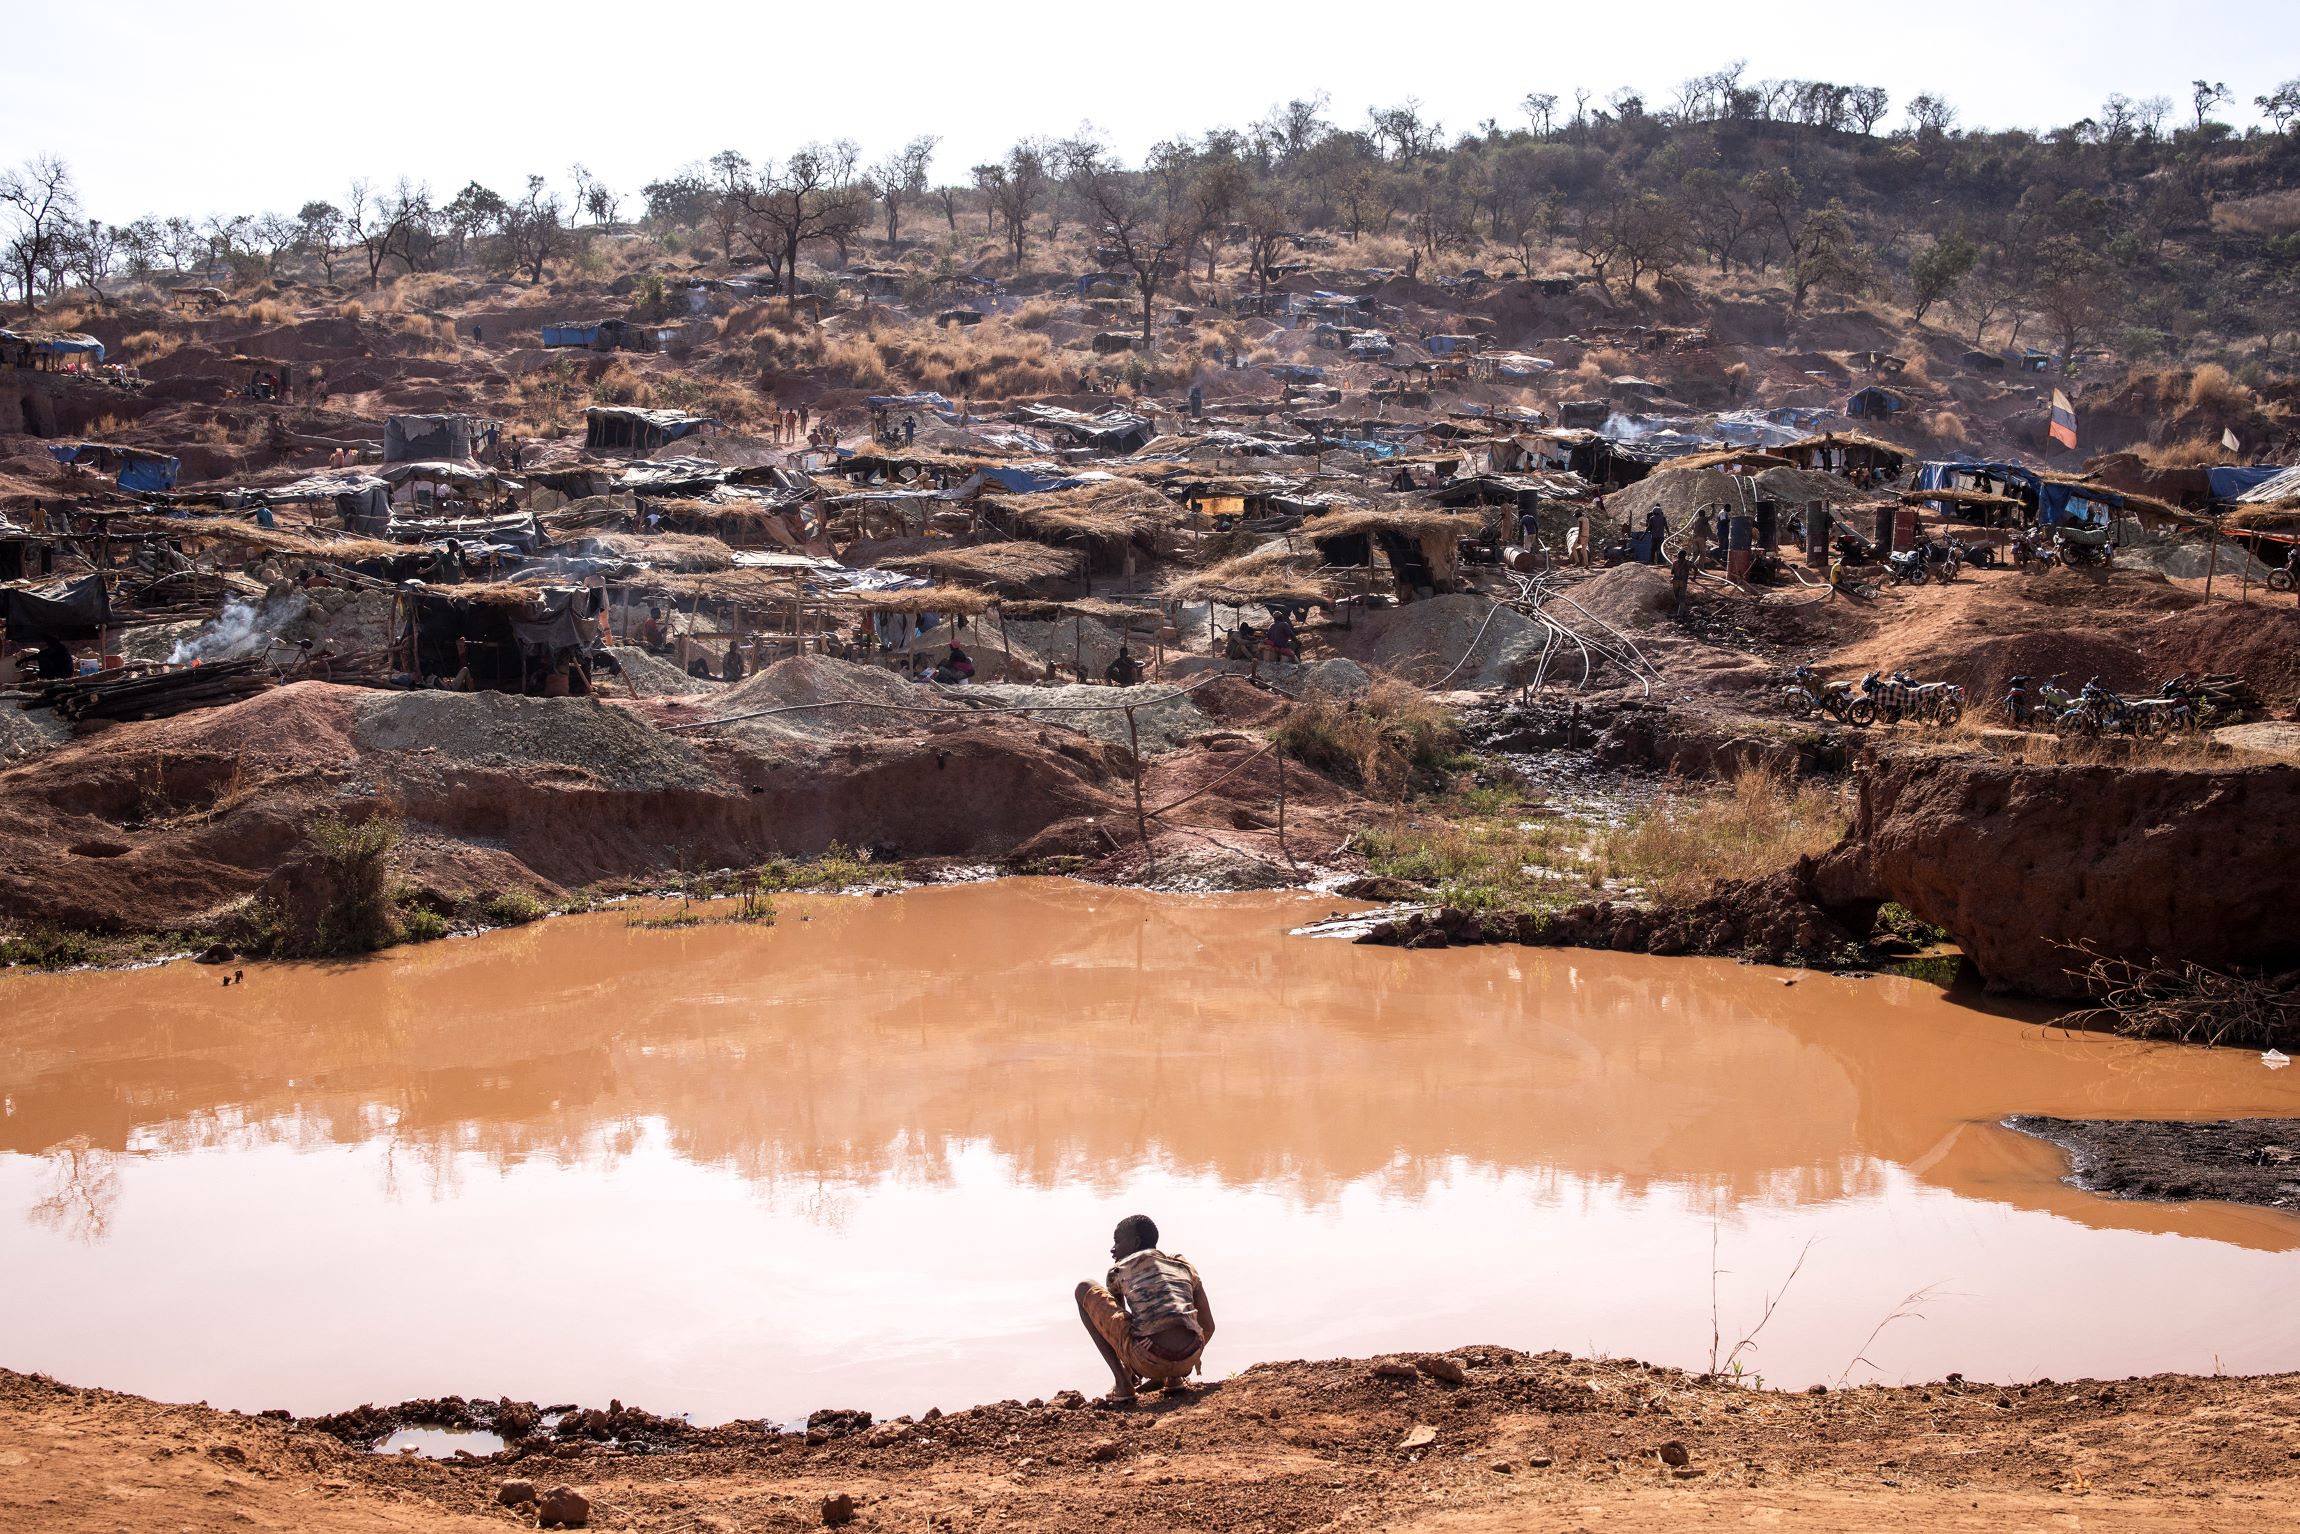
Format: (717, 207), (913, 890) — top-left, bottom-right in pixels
(876, 540), (1080, 590)
(1160, 543), (1335, 606)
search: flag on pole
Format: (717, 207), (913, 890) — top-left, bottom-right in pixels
(2223, 427), (2241, 453)
(2047, 389), (2078, 450)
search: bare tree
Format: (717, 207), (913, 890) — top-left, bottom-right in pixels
(503, 176), (565, 284)
(1848, 86), (1891, 135)
(296, 201), (343, 282)
(63, 219), (121, 301)
(1062, 139), (1190, 350)
(2191, 79), (2230, 131)
(1521, 92), (1558, 137)
(743, 141), (871, 293)
(705, 151), (753, 263)
(0, 154), (78, 317)
(934, 184), (961, 232)
(984, 141), (1049, 269)
(869, 135), (940, 246)
(343, 179), (428, 289)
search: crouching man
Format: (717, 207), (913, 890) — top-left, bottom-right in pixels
(1074, 1214), (1215, 1403)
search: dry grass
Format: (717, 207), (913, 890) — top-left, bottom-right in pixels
(2184, 363), (2258, 417)
(119, 329), (178, 362)
(1273, 680), (1461, 799)
(338, 300), (366, 322)
(1602, 766), (1849, 906)
(2142, 433), (2237, 468)
(243, 299), (290, 326)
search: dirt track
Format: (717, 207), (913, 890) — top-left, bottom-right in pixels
(11, 1354), (2299, 1533)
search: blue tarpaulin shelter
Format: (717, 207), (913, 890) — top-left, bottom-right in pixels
(48, 442), (178, 491)
(1846, 385), (1907, 417)
(2206, 465), (2288, 502)
(542, 322), (602, 347)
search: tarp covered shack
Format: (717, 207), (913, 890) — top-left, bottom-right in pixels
(47, 441), (180, 491)
(584, 406), (713, 455)
(384, 414), (479, 464)
(2, 573), (112, 641)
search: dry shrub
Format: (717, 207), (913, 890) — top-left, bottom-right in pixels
(589, 361), (652, 406)
(244, 298), (290, 325)
(1273, 679), (1460, 798)
(338, 299), (366, 321)
(120, 329), (176, 361)
(1013, 298), (1060, 330)
(2184, 363), (2257, 417)
(1603, 765), (1848, 906)
(2142, 433), (2232, 468)
(2061, 941), (2299, 1049)
(1926, 409), (1969, 445)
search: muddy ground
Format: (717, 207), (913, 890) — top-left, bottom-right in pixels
(2007, 1116), (2300, 1210)
(9, 1354), (2300, 1533)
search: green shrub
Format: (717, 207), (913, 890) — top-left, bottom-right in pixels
(481, 890), (544, 927)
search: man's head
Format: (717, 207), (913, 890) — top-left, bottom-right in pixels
(1110, 1214), (1159, 1260)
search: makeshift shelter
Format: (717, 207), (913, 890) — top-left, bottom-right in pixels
(394, 583), (599, 691)
(47, 441), (180, 492)
(1846, 385), (1908, 418)
(384, 414), (479, 464)
(2, 573), (111, 641)
(1775, 433), (1910, 479)
(541, 319), (654, 351)
(1012, 403), (1154, 454)
(1302, 506), (1482, 597)
(978, 479), (1178, 582)
(0, 328), (105, 371)
(584, 406), (713, 455)
(875, 540), (1081, 592)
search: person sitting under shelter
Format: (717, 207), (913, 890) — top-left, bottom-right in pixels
(34, 634), (75, 680)
(1262, 611), (1301, 663)
(938, 643), (975, 684)
(723, 641), (747, 683)
(1223, 622), (1257, 663)
(640, 606), (670, 653)
(1075, 1214), (1215, 1405)
(1105, 646), (1144, 686)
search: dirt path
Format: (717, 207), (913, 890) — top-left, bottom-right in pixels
(11, 1352), (2298, 1533)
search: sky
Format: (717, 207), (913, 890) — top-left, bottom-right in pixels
(9, 0), (2300, 224)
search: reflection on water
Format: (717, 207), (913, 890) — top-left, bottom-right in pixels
(1, 880), (2295, 1423)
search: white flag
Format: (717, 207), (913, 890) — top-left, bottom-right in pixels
(2223, 427), (2241, 453)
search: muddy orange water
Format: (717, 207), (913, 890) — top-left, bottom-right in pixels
(3, 880), (2296, 1425)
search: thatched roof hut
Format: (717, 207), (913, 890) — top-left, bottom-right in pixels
(876, 539), (1080, 591)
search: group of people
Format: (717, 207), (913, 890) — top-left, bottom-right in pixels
(765, 404), (819, 445)
(1221, 610), (1302, 667)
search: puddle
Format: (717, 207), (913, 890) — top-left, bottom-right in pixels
(2, 879), (2296, 1425)
(373, 1427), (504, 1458)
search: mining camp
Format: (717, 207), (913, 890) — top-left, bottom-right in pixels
(4, 16), (2300, 1533)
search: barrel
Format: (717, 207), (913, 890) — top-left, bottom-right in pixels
(1727, 515), (1755, 551)
(1895, 509), (1920, 550)
(1726, 548), (1754, 580)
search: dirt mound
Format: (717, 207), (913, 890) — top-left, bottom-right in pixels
(1552, 562), (1677, 631)
(962, 680), (1213, 753)
(0, 704), (68, 763)
(715, 655), (927, 743)
(604, 645), (715, 697)
(352, 691), (721, 793)
(2141, 603), (2300, 712)
(1351, 595), (1547, 689)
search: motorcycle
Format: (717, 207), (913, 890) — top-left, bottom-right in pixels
(2270, 553), (2297, 593)
(1784, 665), (1876, 727)
(2003, 674), (2043, 726)
(1894, 669), (1966, 726)
(1886, 549), (1930, 586)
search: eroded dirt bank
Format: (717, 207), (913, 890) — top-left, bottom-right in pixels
(1816, 752), (2300, 998)
(10, 1358), (2300, 1534)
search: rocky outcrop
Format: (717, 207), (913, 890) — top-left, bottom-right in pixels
(1814, 753), (2300, 998)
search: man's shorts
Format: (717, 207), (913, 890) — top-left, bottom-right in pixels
(1076, 1282), (1201, 1384)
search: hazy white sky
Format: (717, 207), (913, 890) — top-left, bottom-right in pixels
(9, 0), (2299, 223)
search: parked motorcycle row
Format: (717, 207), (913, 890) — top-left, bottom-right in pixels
(2002, 673), (2212, 738)
(1782, 666), (1966, 727)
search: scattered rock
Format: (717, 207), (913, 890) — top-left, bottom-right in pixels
(1049, 1390), (1086, 1410)
(1398, 1424), (1438, 1451)
(205, 1444), (246, 1465)
(821, 1491), (856, 1526)
(1087, 1438), (1120, 1462)
(806, 1408), (873, 1444)
(1489, 1459), (1515, 1474)
(496, 1479), (537, 1507)
(1657, 1441), (1690, 1468)
(537, 1485), (589, 1528)
(1415, 1355), (1470, 1386)
(1372, 1361), (1419, 1381)
(1524, 1454), (1554, 1468)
